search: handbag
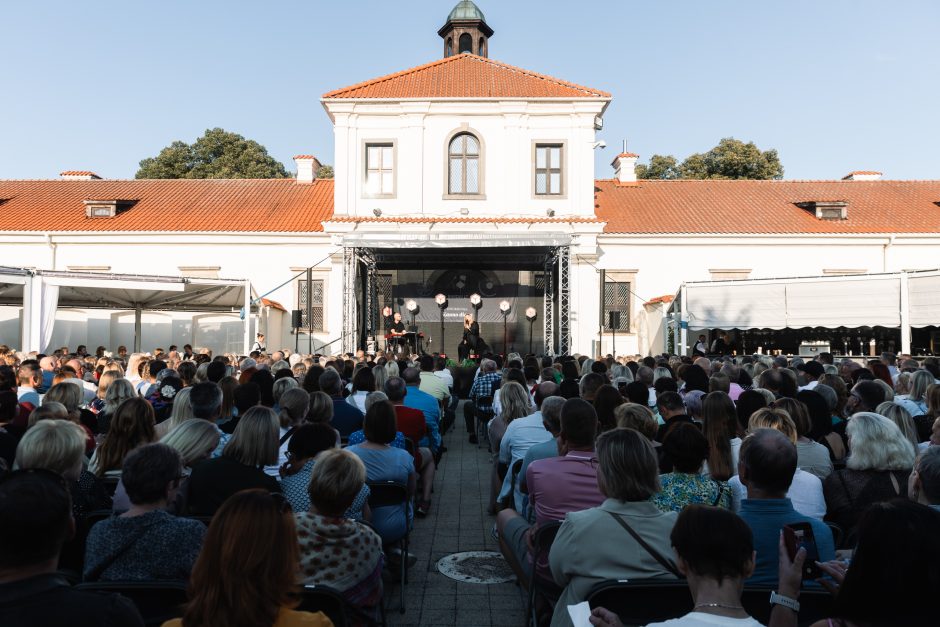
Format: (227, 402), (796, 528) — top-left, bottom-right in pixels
(607, 512), (681, 578)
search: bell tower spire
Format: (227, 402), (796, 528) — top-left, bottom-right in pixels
(439, 1), (494, 58)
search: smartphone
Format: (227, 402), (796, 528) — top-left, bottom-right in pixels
(784, 523), (822, 579)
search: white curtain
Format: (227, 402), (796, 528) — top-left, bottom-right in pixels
(39, 283), (58, 353)
(908, 273), (940, 328)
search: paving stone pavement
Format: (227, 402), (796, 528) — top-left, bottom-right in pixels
(383, 401), (528, 626)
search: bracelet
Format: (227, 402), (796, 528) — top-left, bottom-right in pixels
(769, 591), (800, 612)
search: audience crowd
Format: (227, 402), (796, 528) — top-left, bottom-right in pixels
(1, 340), (939, 626)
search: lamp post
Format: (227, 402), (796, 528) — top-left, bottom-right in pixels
(525, 307), (537, 355)
(469, 293), (482, 320)
(406, 299), (419, 354)
(499, 300), (511, 357)
(435, 293), (447, 355)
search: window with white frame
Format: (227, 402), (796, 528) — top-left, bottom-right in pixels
(365, 143), (394, 196)
(448, 133), (480, 195)
(535, 144), (563, 195)
(297, 278), (325, 332)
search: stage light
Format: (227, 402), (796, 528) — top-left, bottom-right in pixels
(373, 208), (382, 217)
(435, 293), (448, 308)
(469, 293), (482, 307)
(546, 208), (555, 218)
(499, 300), (511, 313)
(525, 307), (537, 321)
(406, 299), (418, 313)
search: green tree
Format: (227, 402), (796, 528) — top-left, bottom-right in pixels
(316, 165), (335, 179)
(136, 128), (289, 179)
(635, 138), (784, 180)
(636, 154), (680, 180)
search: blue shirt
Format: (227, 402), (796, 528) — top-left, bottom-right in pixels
(346, 444), (414, 544)
(281, 459), (370, 520)
(331, 397), (364, 438)
(404, 385), (441, 452)
(738, 498), (835, 586)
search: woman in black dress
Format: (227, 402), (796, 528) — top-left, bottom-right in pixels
(459, 314), (487, 360)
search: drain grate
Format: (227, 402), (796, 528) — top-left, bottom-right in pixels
(436, 551), (515, 584)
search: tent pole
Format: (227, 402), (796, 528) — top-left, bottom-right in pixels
(900, 272), (911, 355)
(243, 280), (252, 356)
(679, 284), (688, 356)
(133, 306), (142, 353)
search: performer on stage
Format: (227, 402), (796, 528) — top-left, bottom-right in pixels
(388, 311), (406, 354)
(458, 314), (487, 361)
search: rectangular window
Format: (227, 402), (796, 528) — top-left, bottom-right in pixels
(365, 143), (394, 196)
(535, 144), (563, 195)
(297, 278), (325, 332)
(601, 271), (631, 332)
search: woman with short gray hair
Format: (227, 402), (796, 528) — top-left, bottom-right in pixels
(548, 428), (678, 627)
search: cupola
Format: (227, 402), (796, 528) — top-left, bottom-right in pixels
(439, 1), (494, 58)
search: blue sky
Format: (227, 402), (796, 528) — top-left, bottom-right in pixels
(2, 0), (938, 180)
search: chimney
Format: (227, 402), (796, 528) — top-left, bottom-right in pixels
(60, 170), (101, 181)
(842, 170), (882, 181)
(611, 152), (639, 184)
(294, 155), (321, 184)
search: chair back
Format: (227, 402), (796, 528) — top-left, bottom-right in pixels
(741, 586), (834, 625)
(366, 480), (411, 544)
(58, 509), (114, 575)
(100, 476), (120, 496)
(297, 584), (349, 627)
(75, 581), (188, 627)
(586, 580), (692, 625)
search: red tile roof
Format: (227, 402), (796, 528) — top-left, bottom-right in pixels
(0, 178), (332, 232)
(594, 179), (940, 234)
(645, 295), (675, 305)
(846, 171), (882, 176)
(614, 152), (639, 159)
(322, 53), (610, 100)
(59, 171), (99, 177)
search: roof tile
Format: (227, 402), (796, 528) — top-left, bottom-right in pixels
(322, 53), (610, 100)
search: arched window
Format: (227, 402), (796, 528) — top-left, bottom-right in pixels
(458, 33), (472, 54)
(445, 37), (453, 57)
(478, 37), (486, 57)
(448, 133), (480, 195)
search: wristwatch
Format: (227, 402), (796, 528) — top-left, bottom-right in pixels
(769, 591), (800, 612)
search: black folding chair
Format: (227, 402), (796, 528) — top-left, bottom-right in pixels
(100, 476), (120, 497)
(498, 459), (523, 510)
(526, 521), (563, 627)
(75, 581), (188, 627)
(587, 579), (692, 625)
(366, 481), (412, 615)
(474, 396), (494, 449)
(297, 584), (350, 627)
(58, 508), (113, 577)
(741, 586), (834, 626)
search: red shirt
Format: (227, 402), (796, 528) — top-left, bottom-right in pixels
(394, 405), (427, 468)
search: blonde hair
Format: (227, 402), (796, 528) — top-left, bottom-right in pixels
(876, 402), (919, 449)
(364, 391), (388, 413)
(14, 420), (86, 478)
(307, 448), (366, 515)
(873, 379), (895, 402)
(166, 386), (194, 430)
(385, 361), (399, 378)
(613, 403), (658, 440)
(497, 382), (531, 425)
(161, 419), (221, 466)
(748, 407), (798, 443)
(846, 412), (916, 471)
(126, 353), (147, 379)
(908, 370), (934, 403)
(43, 382), (83, 413)
(277, 388), (309, 428)
(223, 406), (280, 467)
(307, 391), (334, 423)
(372, 364), (388, 392)
(103, 378), (136, 414)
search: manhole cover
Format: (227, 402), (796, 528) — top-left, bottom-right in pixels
(436, 551), (515, 584)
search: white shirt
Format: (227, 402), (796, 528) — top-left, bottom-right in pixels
(729, 469), (826, 520)
(434, 369), (454, 389)
(497, 411), (554, 511)
(647, 612), (762, 627)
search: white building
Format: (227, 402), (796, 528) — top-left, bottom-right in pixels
(2, 1), (939, 357)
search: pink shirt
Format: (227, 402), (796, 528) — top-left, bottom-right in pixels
(527, 451), (605, 525)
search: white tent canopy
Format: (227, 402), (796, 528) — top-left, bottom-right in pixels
(0, 267), (254, 353)
(668, 269), (940, 355)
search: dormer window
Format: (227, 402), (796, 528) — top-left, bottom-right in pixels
(83, 199), (136, 218)
(795, 200), (848, 221)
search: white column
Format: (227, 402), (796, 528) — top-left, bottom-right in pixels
(900, 272), (911, 354)
(133, 306), (142, 353)
(243, 280), (252, 355)
(679, 284), (689, 356)
(22, 275), (41, 352)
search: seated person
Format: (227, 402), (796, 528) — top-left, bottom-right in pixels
(186, 407), (281, 516)
(497, 398), (605, 587)
(654, 423), (731, 512)
(0, 469), (144, 626)
(909, 445), (940, 511)
(549, 428), (679, 627)
(736, 428), (835, 587)
(83, 444), (205, 582)
(296, 449), (384, 610)
(590, 505), (770, 627)
(319, 368), (363, 439)
(280, 423), (370, 520)
(346, 401), (417, 544)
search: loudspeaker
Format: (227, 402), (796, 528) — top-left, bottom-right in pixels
(608, 311), (621, 330)
(291, 309), (303, 328)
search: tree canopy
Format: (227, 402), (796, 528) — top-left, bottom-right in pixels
(636, 138), (783, 180)
(136, 128), (289, 179)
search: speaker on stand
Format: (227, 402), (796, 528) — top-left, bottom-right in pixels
(291, 310), (303, 353)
